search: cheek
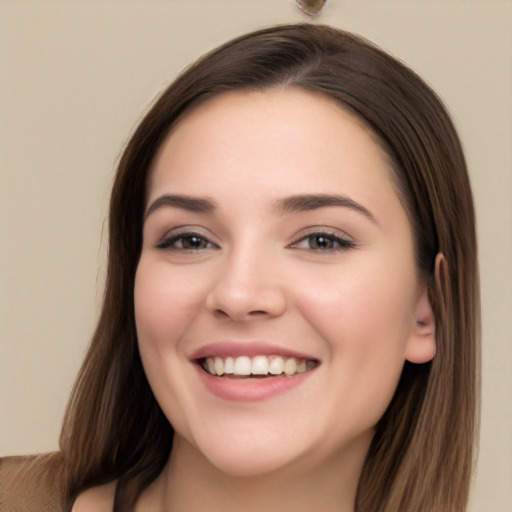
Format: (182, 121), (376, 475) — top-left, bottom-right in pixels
(134, 261), (206, 347)
(297, 260), (415, 349)
(133, 261), (206, 437)
(294, 259), (416, 421)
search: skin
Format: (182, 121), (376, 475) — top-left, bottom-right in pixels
(74, 88), (436, 511)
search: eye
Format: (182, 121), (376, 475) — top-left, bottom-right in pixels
(156, 231), (218, 251)
(290, 232), (356, 252)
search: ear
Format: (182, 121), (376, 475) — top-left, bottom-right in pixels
(405, 287), (436, 363)
(405, 253), (445, 364)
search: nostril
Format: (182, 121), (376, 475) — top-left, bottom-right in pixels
(213, 308), (268, 319)
(213, 308), (230, 318)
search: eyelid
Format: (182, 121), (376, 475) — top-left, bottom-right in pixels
(288, 227), (356, 251)
(155, 226), (220, 250)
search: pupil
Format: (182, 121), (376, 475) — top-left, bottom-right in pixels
(184, 236), (203, 249)
(312, 235), (332, 249)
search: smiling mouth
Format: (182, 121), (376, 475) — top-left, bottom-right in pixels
(199, 355), (318, 378)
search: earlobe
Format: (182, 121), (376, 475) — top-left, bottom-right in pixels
(405, 253), (446, 364)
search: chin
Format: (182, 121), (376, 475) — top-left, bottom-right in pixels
(183, 424), (311, 478)
(200, 445), (303, 478)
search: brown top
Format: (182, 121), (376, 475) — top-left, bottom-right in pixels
(0, 454), (66, 512)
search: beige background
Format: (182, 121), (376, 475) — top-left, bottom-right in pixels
(1, 1), (511, 510)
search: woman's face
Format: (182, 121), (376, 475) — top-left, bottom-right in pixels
(134, 89), (435, 478)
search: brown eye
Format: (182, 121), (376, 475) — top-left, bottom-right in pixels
(309, 234), (336, 250)
(291, 232), (356, 252)
(157, 232), (217, 251)
(180, 235), (210, 250)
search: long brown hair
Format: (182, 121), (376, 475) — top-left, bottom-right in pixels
(59, 24), (479, 511)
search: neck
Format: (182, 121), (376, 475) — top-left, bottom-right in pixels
(136, 433), (370, 512)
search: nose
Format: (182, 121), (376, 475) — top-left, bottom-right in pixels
(205, 246), (287, 322)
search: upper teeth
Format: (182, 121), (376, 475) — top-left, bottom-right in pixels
(203, 355), (314, 377)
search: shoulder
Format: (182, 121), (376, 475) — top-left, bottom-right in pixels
(0, 453), (65, 511)
(72, 481), (117, 512)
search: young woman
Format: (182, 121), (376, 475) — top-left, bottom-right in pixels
(1, 24), (479, 512)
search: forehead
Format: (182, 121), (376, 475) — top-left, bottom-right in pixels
(147, 88), (397, 199)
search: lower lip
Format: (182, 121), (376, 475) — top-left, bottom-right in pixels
(196, 365), (315, 402)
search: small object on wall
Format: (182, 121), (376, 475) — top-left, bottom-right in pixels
(296, 0), (328, 16)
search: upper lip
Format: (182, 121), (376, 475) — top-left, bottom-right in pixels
(189, 341), (318, 362)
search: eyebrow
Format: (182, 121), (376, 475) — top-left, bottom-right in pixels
(145, 192), (376, 224)
(145, 194), (217, 219)
(274, 194), (377, 224)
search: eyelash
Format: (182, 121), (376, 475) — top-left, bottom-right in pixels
(156, 231), (218, 251)
(156, 230), (355, 253)
(289, 232), (356, 252)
